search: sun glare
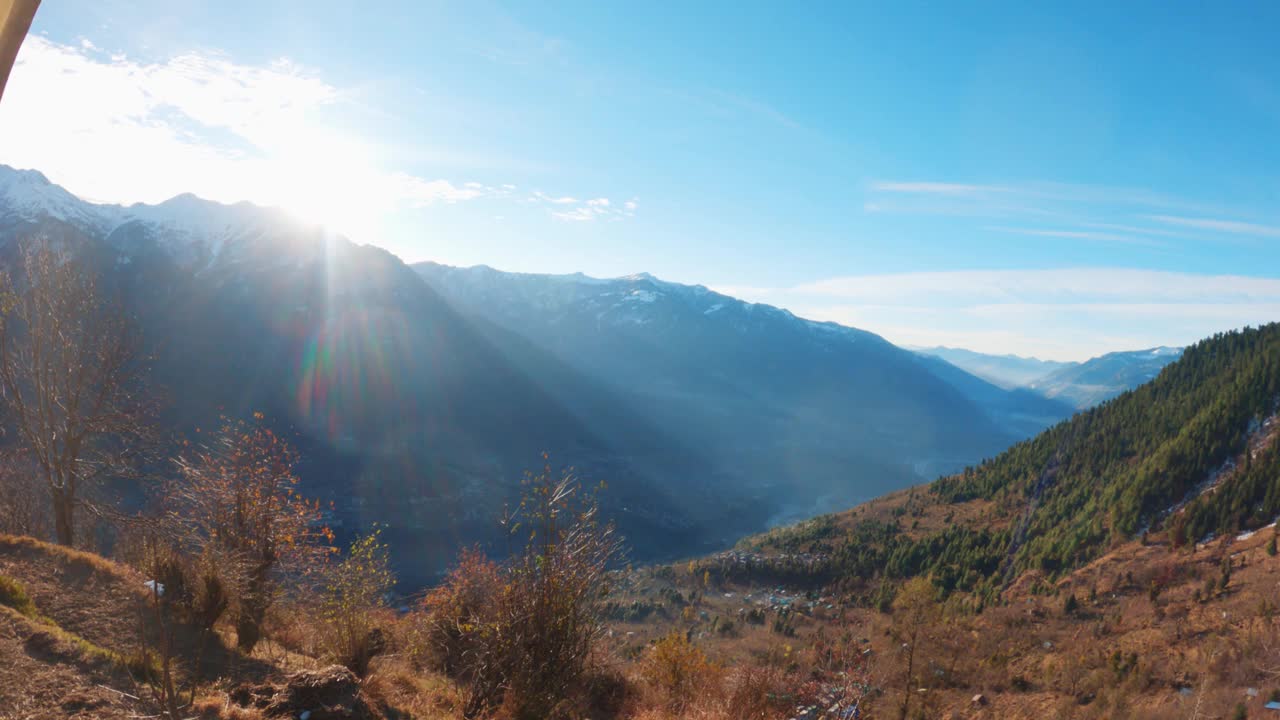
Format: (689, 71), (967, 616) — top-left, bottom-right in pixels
(264, 132), (393, 241)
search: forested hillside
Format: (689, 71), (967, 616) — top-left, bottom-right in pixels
(740, 323), (1280, 607)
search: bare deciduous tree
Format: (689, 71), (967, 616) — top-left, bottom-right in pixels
(0, 240), (155, 546)
(891, 576), (939, 720)
(168, 414), (332, 652)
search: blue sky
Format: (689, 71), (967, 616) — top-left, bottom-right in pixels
(2, 1), (1279, 359)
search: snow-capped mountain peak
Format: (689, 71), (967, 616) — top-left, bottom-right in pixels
(0, 165), (113, 232)
(0, 164), (303, 268)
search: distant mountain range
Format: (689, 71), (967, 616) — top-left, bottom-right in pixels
(913, 345), (1183, 409)
(908, 346), (1074, 388)
(0, 163), (1184, 582)
(414, 262), (1040, 526)
(1029, 346), (1184, 408)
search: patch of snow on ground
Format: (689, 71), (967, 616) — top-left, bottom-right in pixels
(625, 289), (659, 303)
(704, 303), (724, 315)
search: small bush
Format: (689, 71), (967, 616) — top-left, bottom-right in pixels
(419, 546), (502, 676)
(726, 664), (788, 720)
(424, 461), (622, 720)
(190, 562), (231, 631)
(641, 631), (722, 712)
(318, 528), (396, 677)
(1063, 592), (1079, 616)
(0, 574), (39, 618)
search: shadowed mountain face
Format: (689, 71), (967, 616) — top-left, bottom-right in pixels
(0, 166), (754, 585)
(0, 165), (1060, 584)
(414, 262), (1031, 525)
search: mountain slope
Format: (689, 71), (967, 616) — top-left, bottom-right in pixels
(913, 344), (1183, 410)
(1030, 346), (1183, 408)
(619, 326), (1280, 717)
(910, 345), (1072, 388)
(729, 324), (1280, 606)
(909, 352), (1076, 437)
(414, 262), (1024, 524)
(0, 165), (748, 583)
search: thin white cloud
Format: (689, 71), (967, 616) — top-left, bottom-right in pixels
(715, 268), (1280, 360)
(551, 207), (596, 222)
(870, 181), (1009, 195)
(984, 226), (1162, 247)
(539, 194), (637, 222)
(393, 174), (486, 205)
(865, 178), (1266, 247)
(1146, 214), (1280, 238)
(531, 191), (578, 204)
(1079, 221), (1200, 240)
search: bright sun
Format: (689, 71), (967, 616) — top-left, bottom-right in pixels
(256, 127), (394, 243)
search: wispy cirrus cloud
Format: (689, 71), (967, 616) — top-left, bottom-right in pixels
(984, 226), (1163, 247)
(715, 268), (1280, 360)
(866, 177), (1280, 246)
(869, 181), (1011, 195)
(1146, 214), (1280, 238)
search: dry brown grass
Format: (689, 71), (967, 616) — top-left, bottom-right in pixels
(362, 658), (468, 719)
(605, 516), (1280, 719)
(0, 603), (151, 718)
(0, 532), (134, 578)
(9, 505), (1280, 720)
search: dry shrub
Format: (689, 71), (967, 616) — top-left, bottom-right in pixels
(191, 694), (266, 720)
(169, 414), (334, 653)
(261, 600), (316, 656)
(419, 546), (501, 677)
(123, 530), (236, 638)
(641, 632), (723, 713)
(578, 666), (633, 719)
(316, 529), (396, 677)
(189, 549), (233, 632)
(421, 460), (622, 719)
(725, 663), (788, 720)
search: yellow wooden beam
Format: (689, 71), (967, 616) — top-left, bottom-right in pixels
(0, 0), (40, 103)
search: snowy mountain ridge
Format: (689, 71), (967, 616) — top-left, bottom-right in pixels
(0, 164), (298, 268)
(417, 261), (877, 347)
